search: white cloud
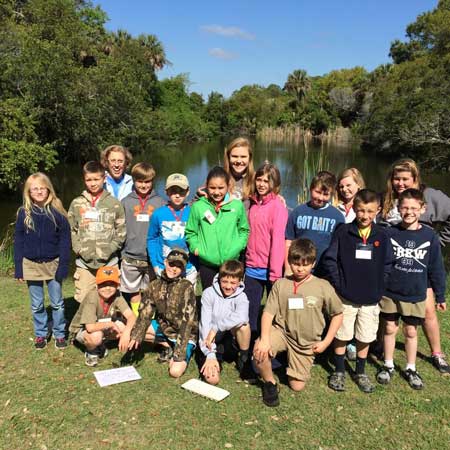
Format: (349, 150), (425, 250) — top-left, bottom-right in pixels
(208, 48), (237, 60)
(201, 25), (255, 41)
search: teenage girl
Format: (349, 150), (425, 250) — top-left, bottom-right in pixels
(14, 173), (71, 350)
(245, 162), (288, 334)
(336, 168), (366, 223)
(185, 166), (250, 290)
(381, 158), (450, 374)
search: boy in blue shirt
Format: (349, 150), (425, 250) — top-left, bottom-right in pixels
(377, 189), (446, 390)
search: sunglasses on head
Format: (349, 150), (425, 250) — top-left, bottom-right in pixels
(168, 250), (188, 262)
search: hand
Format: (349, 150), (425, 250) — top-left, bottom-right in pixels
(16, 278), (24, 283)
(201, 358), (220, 379)
(197, 186), (207, 198)
(436, 302), (447, 312)
(128, 339), (140, 350)
(194, 249), (199, 256)
(253, 338), (272, 363)
(312, 340), (328, 354)
(204, 330), (217, 350)
(109, 322), (122, 337)
(118, 330), (131, 352)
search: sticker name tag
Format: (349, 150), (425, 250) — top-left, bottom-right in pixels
(98, 318), (112, 323)
(84, 210), (99, 220)
(288, 297), (304, 310)
(204, 210), (216, 224)
(136, 214), (149, 222)
(355, 243), (373, 260)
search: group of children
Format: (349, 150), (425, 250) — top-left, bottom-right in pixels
(13, 139), (449, 408)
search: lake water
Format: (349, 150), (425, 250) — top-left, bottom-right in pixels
(1, 138), (449, 235)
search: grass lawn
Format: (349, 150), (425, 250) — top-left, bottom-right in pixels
(1, 276), (449, 450)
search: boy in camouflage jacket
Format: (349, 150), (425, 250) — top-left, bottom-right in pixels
(128, 248), (198, 378)
(68, 161), (126, 303)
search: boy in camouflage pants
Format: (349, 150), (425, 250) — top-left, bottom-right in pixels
(68, 161), (126, 303)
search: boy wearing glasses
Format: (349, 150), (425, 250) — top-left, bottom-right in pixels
(128, 249), (198, 378)
(147, 173), (198, 285)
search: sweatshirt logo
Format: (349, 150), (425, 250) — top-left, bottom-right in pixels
(391, 238), (430, 268)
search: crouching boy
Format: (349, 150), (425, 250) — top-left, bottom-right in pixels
(69, 266), (136, 367)
(128, 249), (198, 378)
(199, 260), (251, 385)
(253, 238), (343, 407)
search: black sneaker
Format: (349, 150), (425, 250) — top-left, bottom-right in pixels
(262, 381), (280, 407)
(403, 369), (424, 390)
(328, 372), (346, 392)
(376, 366), (394, 385)
(34, 337), (47, 350)
(157, 346), (173, 363)
(431, 354), (450, 375)
(54, 337), (68, 350)
(354, 373), (375, 394)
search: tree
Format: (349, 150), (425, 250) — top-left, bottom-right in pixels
(283, 69), (311, 107)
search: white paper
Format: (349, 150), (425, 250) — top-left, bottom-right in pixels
(181, 378), (230, 401)
(94, 366), (142, 387)
(355, 249), (372, 260)
(289, 297), (304, 310)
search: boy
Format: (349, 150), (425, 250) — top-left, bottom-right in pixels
(254, 238), (343, 407)
(377, 189), (446, 390)
(199, 260), (251, 385)
(68, 161), (126, 303)
(285, 173), (344, 274)
(69, 266), (136, 367)
(147, 173), (197, 285)
(322, 189), (392, 393)
(128, 248), (198, 378)
(121, 162), (164, 315)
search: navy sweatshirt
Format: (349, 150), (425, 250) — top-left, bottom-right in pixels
(14, 206), (71, 281)
(385, 224), (446, 303)
(321, 222), (392, 305)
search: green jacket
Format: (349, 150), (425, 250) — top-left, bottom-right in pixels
(185, 196), (249, 267)
(68, 190), (126, 269)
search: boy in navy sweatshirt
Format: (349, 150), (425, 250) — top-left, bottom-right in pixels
(322, 189), (392, 393)
(377, 189), (446, 390)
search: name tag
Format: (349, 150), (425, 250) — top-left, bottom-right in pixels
(84, 209), (99, 220)
(289, 297), (304, 310)
(204, 210), (216, 224)
(136, 214), (149, 222)
(98, 317), (111, 323)
(355, 243), (373, 260)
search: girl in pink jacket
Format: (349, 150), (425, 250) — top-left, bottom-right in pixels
(245, 162), (288, 333)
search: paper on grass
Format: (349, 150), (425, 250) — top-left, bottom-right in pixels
(181, 378), (230, 401)
(94, 366), (141, 387)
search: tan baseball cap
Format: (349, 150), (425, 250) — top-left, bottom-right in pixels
(165, 173), (189, 190)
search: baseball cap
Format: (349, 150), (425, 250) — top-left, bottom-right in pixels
(166, 248), (189, 269)
(166, 173), (189, 190)
(96, 266), (120, 285)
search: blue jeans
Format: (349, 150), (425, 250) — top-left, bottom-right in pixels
(27, 280), (66, 339)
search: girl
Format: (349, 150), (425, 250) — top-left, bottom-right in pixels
(381, 158), (450, 374)
(336, 168), (365, 223)
(14, 173), (71, 350)
(185, 166), (250, 290)
(244, 163), (288, 333)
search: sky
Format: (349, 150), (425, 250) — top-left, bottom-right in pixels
(93, 0), (438, 99)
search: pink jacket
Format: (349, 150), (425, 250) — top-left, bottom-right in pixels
(245, 193), (288, 281)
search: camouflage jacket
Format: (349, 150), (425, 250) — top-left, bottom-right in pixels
(130, 272), (198, 362)
(68, 190), (126, 269)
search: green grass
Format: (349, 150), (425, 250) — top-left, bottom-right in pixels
(1, 277), (450, 450)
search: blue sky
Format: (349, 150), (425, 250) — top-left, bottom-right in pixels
(93, 0), (438, 99)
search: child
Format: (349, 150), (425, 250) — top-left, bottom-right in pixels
(377, 189), (446, 390)
(14, 173), (71, 349)
(285, 172), (344, 273)
(121, 162), (164, 315)
(100, 144), (134, 200)
(185, 166), (249, 290)
(128, 249), (198, 378)
(69, 266), (136, 366)
(199, 260), (251, 385)
(68, 161), (126, 303)
(253, 239), (343, 407)
(147, 173), (197, 285)
(336, 168), (366, 223)
(322, 189), (392, 393)
(245, 162), (288, 334)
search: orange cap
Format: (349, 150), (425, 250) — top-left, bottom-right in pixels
(96, 266), (120, 285)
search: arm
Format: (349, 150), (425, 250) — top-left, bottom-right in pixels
(129, 288), (155, 344)
(185, 204), (200, 255)
(118, 308), (137, 352)
(312, 312), (343, 354)
(428, 233), (447, 306)
(199, 290), (218, 358)
(284, 240), (292, 275)
(85, 320), (122, 335)
(67, 200), (81, 256)
(236, 202), (250, 252)
(14, 209), (25, 279)
(110, 202), (126, 254)
(55, 213), (72, 282)
(425, 188), (450, 247)
(147, 209), (162, 271)
(268, 203), (289, 281)
(320, 229), (340, 289)
(253, 311), (275, 363)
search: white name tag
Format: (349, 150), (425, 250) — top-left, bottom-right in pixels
(288, 297), (304, 310)
(355, 249), (372, 260)
(136, 214), (149, 222)
(84, 210), (99, 220)
(98, 317), (111, 323)
(204, 210), (216, 224)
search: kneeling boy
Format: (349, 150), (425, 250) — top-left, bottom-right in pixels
(128, 249), (198, 378)
(254, 238), (343, 407)
(69, 266), (136, 367)
(199, 260), (251, 385)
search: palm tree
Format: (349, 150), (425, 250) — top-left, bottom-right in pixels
(137, 34), (168, 71)
(283, 69), (311, 107)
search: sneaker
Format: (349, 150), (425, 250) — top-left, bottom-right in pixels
(346, 343), (357, 361)
(157, 346), (173, 363)
(328, 372), (346, 392)
(34, 337), (47, 350)
(54, 337), (68, 350)
(262, 381), (280, 407)
(238, 357), (257, 383)
(376, 366), (394, 384)
(354, 373), (375, 394)
(431, 354), (450, 375)
(85, 352), (99, 367)
(403, 369), (424, 390)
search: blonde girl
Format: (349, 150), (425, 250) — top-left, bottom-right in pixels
(336, 168), (365, 223)
(14, 173), (71, 350)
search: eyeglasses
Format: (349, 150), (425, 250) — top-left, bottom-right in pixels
(30, 187), (48, 193)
